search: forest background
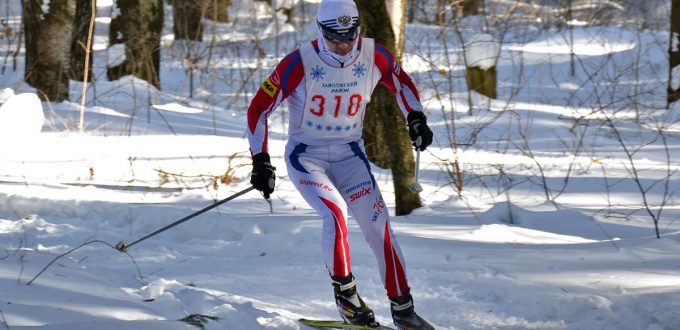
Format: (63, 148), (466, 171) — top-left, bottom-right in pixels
(1, 0), (679, 329)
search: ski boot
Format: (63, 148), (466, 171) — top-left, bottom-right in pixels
(332, 273), (378, 327)
(390, 292), (435, 330)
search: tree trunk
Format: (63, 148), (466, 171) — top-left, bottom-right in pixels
(203, 0), (230, 22)
(669, 0), (680, 105)
(465, 33), (499, 105)
(466, 66), (497, 99)
(385, 0), (406, 61)
(23, 0), (75, 101)
(107, 0), (164, 89)
(407, 0), (415, 23)
(460, 0), (481, 17)
(436, 0), (445, 24)
(173, 0), (203, 41)
(69, 0), (95, 81)
(275, 7), (293, 24)
(356, 0), (421, 215)
(357, 0), (392, 170)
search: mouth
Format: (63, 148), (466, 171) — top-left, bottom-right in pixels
(335, 48), (350, 56)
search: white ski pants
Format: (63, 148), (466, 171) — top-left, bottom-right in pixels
(285, 140), (410, 298)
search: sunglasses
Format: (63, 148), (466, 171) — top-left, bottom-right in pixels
(318, 21), (359, 44)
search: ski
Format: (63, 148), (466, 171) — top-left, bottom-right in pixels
(299, 318), (396, 330)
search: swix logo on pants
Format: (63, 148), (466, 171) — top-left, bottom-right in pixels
(350, 187), (371, 202)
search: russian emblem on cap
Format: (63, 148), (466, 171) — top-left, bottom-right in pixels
(337, 15), (352, 28)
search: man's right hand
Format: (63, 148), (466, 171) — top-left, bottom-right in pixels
(250, 152), (276, 199)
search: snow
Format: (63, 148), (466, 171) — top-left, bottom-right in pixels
(1, 1), (680, 329)
(272, 0), (301, 9)
(107, 43), (126, 68)
(671, 32), (679, 52)
(0, 93), (44, 137)
(152, 103), (204, 114)
(41, 0), (50, 15)
(672, 64), (680, 91)
(0, 88), (14, 103)
(465, 34), (500, 69)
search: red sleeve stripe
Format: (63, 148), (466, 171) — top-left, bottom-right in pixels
(375, 43), (394, 70)
(399, 87), (415, 113)
(374, 42), (423, 115)
(247, 48), (304, 154)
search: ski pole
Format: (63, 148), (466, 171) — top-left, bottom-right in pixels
(115, 186), (255, 252)
(410, 138), (423, 193)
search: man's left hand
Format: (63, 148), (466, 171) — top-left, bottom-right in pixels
(407, 111), (433, 151)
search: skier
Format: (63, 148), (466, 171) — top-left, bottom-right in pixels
(247, 0), (434, 329)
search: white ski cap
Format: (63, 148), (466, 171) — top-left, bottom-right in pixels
(316, 0), (359, 35)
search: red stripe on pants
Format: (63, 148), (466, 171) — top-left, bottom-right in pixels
(321, 197), (350, 277)
(384, 222), (408, 298)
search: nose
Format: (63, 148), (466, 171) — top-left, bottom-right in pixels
(324, 37), (356, 56)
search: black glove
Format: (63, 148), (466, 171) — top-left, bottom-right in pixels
(407, 111), (433, 151)
(250, 152), (276, 199)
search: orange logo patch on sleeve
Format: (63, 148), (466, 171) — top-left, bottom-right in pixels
(261, 77), (278, 98)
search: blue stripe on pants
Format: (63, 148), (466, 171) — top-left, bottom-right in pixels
(289, 143), (309, 174)
(348, 142), (376, 190)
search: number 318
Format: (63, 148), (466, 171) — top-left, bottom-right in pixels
(309, 94), (362, 118)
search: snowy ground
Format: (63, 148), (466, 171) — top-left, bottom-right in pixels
(1, 1), (680, 329)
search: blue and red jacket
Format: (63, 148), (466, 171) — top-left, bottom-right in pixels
(247, 38), (424, 155)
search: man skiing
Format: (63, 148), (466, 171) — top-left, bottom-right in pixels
(247, 0), (434, 329)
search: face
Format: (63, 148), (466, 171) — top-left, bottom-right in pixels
(324, 37), (357, 56)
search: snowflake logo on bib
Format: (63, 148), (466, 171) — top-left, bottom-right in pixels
(353, 62), (366, 77)
(310, 65), (326, 81)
